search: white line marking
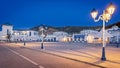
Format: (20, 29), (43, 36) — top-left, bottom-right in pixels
(4, 46), (45, 68)
(39, 66), (45, 68)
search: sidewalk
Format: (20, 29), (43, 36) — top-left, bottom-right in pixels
(9, 42), (120, 68)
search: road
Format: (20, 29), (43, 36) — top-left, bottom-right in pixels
(0, 43), (100, 68)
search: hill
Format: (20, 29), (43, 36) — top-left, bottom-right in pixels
(30, 24), (101, 34)
(106, 21), (120, 28)
(30, 22), (120, 34)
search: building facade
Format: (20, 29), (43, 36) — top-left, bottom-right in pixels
(107, 25), (120, 43)
(0, 24), (40, 42)
(0, 24), (69, 42)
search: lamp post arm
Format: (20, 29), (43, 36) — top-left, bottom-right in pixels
(94, 15), (103, 22)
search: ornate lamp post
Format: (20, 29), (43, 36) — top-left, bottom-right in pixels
(91, 3), (115, 61)
(22, 31), (27, 46)
(39, 26), (47, 49)
(116, 31), (119, 48)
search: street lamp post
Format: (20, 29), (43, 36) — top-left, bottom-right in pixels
(39, 26), (47, 49)
(41, 27), (44, 49)
(116, 32), (119, 48)
(23, 31), (26, 46)
(91, 3), (115, 61)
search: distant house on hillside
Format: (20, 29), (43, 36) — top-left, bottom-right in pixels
(86, 30), (113, 43)
(53, 31), (68, 42)
(72, 29), (98, 42)
(107, 25), (120, 43)
(80, 29), (98, 35)
(44, 34), (56, 42)
(72, 34), (85, 42)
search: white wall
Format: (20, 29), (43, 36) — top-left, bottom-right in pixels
(53, 31), (68, 41)
(0, 25), (13, 41)
(12, 30), (40, 41)
(2, 25), (13, 35)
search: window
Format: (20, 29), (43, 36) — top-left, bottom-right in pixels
(7, 29), (9, 34)
(29, 32), (31, 36)
(94, 38), (99, 39)
(34, 32), (37, 35)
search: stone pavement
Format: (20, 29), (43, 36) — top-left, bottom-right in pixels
(8, 42), (120, 68)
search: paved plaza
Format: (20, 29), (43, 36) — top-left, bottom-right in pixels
(5, 42), (120, 68)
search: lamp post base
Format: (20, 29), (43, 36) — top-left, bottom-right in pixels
(24, 42), (26, 46)
(41, 43), (44, 49)
(117, 43), (119, 48)
(101, 47), (106, 61)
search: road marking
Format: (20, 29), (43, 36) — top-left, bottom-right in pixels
(4, 46), (45, 68)
(39, 66), (45, 68)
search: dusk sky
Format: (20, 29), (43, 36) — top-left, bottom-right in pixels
(0, 0), (120, 29)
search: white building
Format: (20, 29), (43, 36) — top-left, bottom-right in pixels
(86, 30), (113, 43)
(12, 30), (39, 42)
(107, 25), (120, 43)
(80, 29), (98, 36)
(0, 24), (13, 41)
(52, 31), (68, 42)
(72, 34), (85, 42)
(0, 24), (40, 42)
(72, 29), (99, 42)
(0, 24), (69, 42)
(45, 34), (56, 42)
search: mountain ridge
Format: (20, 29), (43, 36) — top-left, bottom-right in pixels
(30, 21), (120, 34)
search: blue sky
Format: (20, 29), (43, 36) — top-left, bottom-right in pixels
(0, 0), (120, 29)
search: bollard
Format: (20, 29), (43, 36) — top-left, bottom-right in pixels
(41, 43), (44, 49)
(24, 42), (26, 46)
(116, 43), (119, 48)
